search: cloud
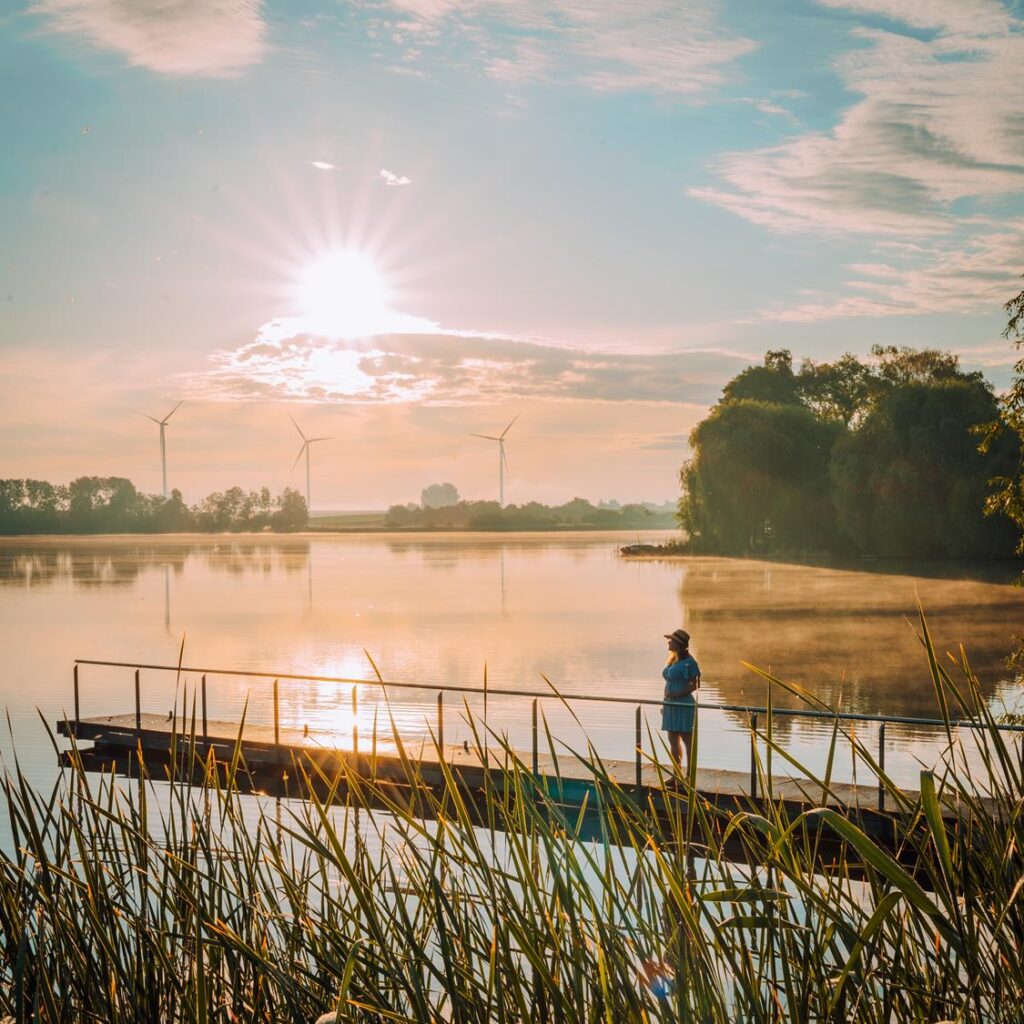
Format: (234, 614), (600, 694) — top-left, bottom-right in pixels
(691, 2), (1024, 236)
(186, 328), (747, 406)
(32, 0), (266, 77)
(752, 221), (1024, 323)
(379, 168), (412, 187)
(691, 1), (1024, 321)
(379, 0), (755, 97)
(311, 161), (336, 171)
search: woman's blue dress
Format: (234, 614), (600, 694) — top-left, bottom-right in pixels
(662, 656), (699, 733)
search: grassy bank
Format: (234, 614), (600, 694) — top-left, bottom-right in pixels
(1, 620), (1022, 1021)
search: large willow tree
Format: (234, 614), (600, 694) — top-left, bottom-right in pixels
(678, 347), (1021, 558)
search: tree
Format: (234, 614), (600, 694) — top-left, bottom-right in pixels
(870, 344), (982, 390)
(421, 482), (460, 509)
(982, 279), (1024, 547)
(271, 488), (308, 531)
(830, 379), (1018, 557)
(721, 349), (802, 406)
(679, 400), (843, 554)
(798, 354), (874, 425)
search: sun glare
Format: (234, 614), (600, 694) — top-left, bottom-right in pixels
(296, 249), (391, 337)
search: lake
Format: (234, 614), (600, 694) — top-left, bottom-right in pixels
(1, 532), (1022, 791)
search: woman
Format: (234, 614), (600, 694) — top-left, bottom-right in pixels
(662, 627), (699, 771)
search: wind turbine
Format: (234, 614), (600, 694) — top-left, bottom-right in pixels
(143, 401), (182, 499)
(471, 414), (519, 506)
(290, 415), (333, 513)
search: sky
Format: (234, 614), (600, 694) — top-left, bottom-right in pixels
(2, 0), (1024, 509)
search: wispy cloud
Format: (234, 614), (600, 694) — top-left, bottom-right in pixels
(311, 160), (336, 171)
(379, 168), (412, 187)
(380, 0), (755, 97)
(186, 328), (745, 406)
(692, 0), (1024, 321)
(692, 2), (1024, 236)
(754, 221), (1024, 323)
(32, 0), (266, 77)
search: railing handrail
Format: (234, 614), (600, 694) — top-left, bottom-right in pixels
(72, 657), (1024, 733)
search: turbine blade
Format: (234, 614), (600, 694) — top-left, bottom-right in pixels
(288, 414), (307, 441)
(140, 413), (161, 424)
(470, 433), (500, 441)
(291, 442), (308, 471)
(162, 400), (184, 424)
(499, 413), (520, 439)
(307, 436), (334, 443)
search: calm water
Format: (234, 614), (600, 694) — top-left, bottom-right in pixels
(1, 532), (1022, 791)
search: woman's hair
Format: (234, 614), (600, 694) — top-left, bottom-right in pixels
(666, 636), (689, 665)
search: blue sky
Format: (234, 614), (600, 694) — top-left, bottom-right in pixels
(2, 0), (1023, 507)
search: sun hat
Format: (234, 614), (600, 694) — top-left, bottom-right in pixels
(664, 628), (690, 646)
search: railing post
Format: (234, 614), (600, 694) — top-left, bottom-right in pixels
(635, 705), (642, 792)
(73, 664), (80, 732)
(352, 685), (358, 758)
(878, 722), (886, 812)
(201, 674), (208, 744)
(134, 668), (141, 737)
(531, 699), (538, 776)
(437, 691), (444, 750)
(750, 712), (758, 801)
(273, 678), (280, 748)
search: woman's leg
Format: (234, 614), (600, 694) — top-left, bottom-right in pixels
(668, 731), (683, 768)
(680, 729), (694, 770)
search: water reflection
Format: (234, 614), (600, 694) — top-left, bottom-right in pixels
(0, 540), (310, 588)
(0, 534), (1021, 794)
(677, 558), (1024, 719)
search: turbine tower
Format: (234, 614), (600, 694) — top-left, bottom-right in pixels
(471, 414), (519, 506)
(144, 401), (182, 499)
(290, 415), (333, 513)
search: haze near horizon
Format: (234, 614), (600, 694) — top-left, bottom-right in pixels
(3, 0), (1024, 507)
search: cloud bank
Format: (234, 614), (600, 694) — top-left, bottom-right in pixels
(32, 0), (267, 77)
(187, 328), (744, 406)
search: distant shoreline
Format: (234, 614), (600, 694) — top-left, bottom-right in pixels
(0, 527), (680, 542)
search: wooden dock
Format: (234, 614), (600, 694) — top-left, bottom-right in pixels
(57, 711), (970, 880)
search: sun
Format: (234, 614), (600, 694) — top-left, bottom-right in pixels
(295, 249), (391, 338)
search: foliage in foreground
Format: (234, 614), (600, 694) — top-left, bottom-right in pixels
(0, 622), (1022, 1022)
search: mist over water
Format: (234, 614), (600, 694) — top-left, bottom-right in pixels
(1, 533), (1021, 791)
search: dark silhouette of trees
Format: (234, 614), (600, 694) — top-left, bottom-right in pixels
(680, 401), (842, 553)
(798, 353), (874, 425)
(679, 347), (1022, 558)
(982, 279), (1024, 551)
(0, 478), (308, 534)
(830, 379), (1018, 557)
(721, 349), (802, 406)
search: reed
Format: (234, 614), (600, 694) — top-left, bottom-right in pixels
(0, 614), (1021, 1022)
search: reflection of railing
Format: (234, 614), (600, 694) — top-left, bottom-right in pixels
(71, 658), (1024, 812)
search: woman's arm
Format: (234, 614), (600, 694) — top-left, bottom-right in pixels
(663, 661), (698, 697)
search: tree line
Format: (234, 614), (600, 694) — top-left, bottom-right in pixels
(385, 497), (676, 531)
(0, 477), (308, 534)
(678, 345), (1022, 559)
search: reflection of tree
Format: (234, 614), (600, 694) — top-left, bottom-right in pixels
(0, 541), (309, 589)
(677, 559), (1024, 719)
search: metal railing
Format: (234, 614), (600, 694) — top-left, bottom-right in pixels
(71, 658), (1024, 812)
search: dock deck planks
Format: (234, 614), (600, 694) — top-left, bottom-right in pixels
(59, 712), (955, 825)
